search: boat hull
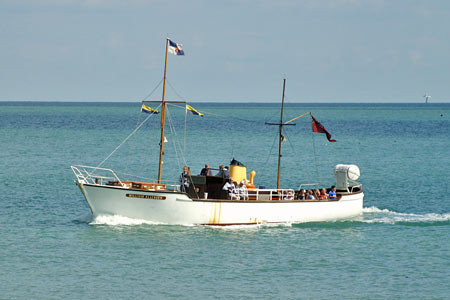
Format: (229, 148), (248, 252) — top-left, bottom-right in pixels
(79, 183), (364, 225)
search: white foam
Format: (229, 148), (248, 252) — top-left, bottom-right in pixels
(213, 222), (293, 230)
(361, 206), (450, 224)
(90, 214), (167, 226)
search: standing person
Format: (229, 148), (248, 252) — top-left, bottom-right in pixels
(200, 164), (212, 176)
(216, 165), (230, 178)
(180, 166), (191, 192)
(329, 185), (337, 199)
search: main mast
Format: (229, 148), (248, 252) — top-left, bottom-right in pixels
(276, 79), (286, 189)
(157, 39), (169, 183)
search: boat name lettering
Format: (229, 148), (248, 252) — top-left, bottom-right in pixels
(126, 194), (166, 200)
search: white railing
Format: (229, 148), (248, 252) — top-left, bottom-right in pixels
(298, 182), (362, 194)
(298, 183), (325, 190)
(71, 165), (181, 191)
(71, 165), (123, 186)
(241, 188), (295, 201)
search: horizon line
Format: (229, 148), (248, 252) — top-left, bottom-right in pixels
(1, 100), (449, 104)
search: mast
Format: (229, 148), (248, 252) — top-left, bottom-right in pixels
(276, 79), (286, 189)
(157, 39), (169, 183)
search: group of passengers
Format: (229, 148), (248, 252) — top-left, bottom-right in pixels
(222, 177), (247, 200)
(298, 186), (337, 200)
(180, 164), (230, 190)
(200, 164), (229, 178)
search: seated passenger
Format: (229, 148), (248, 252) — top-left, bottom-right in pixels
(200, 164), (212, 176)
(306, 190), (315, 200)
(314, 189), (321, 199)
(222, 178), (238, 199)
(237, 180), (248, 200)
(298, 189), (306, 200)
(283, 191), (294, 200)
(319, 188), (327, 200)
(329, 185), (337, 199)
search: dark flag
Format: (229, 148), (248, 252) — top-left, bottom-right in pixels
(311, 115), (336, 142)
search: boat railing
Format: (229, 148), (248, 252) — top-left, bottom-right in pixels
(71, 165), (123, 186)
(298, 182), (362, 194)
(347, 182), (362, 193)
(244, 188), (295, 201)
(298, 183), (326, 190)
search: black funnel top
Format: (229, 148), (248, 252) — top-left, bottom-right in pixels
(230, 158), (245, 167)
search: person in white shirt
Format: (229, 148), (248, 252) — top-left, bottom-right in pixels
(236, 180), (248, 200)
(222, 178), (238, 199)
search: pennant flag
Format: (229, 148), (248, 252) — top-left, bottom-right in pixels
(141, 104), (160, 114)
(311, 115), (336, 142)
(168, 39), (184, 55)
(186, 104), (204, 117)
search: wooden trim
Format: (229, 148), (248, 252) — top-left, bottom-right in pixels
(83, 183), (186, 195)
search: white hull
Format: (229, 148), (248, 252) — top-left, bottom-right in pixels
(79, 183), (364, 225)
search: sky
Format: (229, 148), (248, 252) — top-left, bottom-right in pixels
(1, 0), (449, 103)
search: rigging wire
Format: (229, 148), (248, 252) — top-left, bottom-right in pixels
(92, 104), (162, 172)
(167, 79), (188, 101)
(169, 103), (261, 125)
(165, 106), (184, 172)
(263, 130), (280, 173)
(184, 105), (187, 156)
(142, 78), (164, 101)
(125, 105), (144, 175)
(166, 107), (200, 198)
(123, 77), (164, 175)
(310, 130), (320, 180)
(283, 127), (303, 171)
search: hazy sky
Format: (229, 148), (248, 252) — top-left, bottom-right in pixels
(1, 0), (449, 102)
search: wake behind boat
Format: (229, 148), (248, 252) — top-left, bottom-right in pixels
(71, 38), (364, 225)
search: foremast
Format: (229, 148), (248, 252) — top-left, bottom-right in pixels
(157, 39), (170, 183)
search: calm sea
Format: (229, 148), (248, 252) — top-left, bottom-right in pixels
(1, 102), (449, 299)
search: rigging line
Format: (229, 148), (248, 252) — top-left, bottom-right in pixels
(283, 127), (308, 183)
(165, 107), (183, 172)
(142, 78), (164, 101)
(311, 129), (320, 181)
(263, 129), (279, 168)
(92, 104), (162, 173)
(168, 107), (201, 199)
(184, 105), (187, 156)
(126, 105), (145, 175)
(165, 104), (205, 199)
(168, 103), (261, 124)
(166, 79), (188, 101)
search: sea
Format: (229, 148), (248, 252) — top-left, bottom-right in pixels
(1, 101), (449, 300)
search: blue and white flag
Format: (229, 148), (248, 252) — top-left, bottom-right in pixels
(168, 39), (184, 55)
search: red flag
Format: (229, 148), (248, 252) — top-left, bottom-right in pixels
(311, 115), (336, 142)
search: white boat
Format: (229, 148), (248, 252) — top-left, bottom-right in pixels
(71, 39), (364, 225)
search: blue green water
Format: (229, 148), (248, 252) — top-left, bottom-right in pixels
(1, 102), (449, 299)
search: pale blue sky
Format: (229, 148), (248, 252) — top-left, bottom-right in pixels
(1, 0), (449, 102)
